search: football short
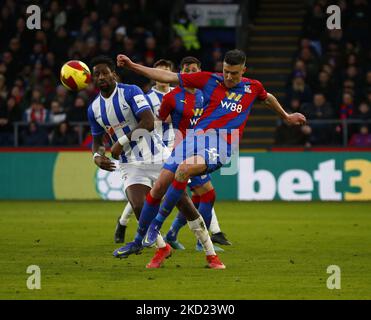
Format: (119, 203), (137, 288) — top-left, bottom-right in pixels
(119, 162), (163, 191)
(163, 131), (234, 175)
(188, 174), (211, 190)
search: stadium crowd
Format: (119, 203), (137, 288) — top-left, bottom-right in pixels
(0, 0), (370, 147)
(0, 0), (213, 147)
(275, 0), (371, 147)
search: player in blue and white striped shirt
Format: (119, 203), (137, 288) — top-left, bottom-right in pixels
(115, 59), (175, 241)
(88, 56), (173, 268)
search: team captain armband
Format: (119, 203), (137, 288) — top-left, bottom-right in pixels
(133, 94), (149, 108)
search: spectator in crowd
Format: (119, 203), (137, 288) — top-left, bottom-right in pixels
(0, 74), (8, 100)
(349, 125), (371, 147)
(20, 121), (49, 146)
(275, 97), (311, 146)
(50, 121), (79, 146)
(286, 73), (313, 105)
(23, 99), (50, 124)
(49, 100), (67, 124)
(301, 93), (335, 145)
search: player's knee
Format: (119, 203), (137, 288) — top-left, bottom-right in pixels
(176, 163), (191, 180)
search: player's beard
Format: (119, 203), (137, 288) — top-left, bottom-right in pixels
(99, 81), (114, 95)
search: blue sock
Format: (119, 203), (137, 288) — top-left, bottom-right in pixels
(166, 212), (187, 241)
(154, 179), (188, 229)
(134, 193), (161, 245)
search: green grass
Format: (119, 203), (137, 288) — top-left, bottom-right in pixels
(0, 201), (370, 300)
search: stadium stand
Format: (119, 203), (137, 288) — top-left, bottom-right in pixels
(0, 0), (370, 148)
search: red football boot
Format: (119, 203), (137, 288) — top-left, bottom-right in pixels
(146, 243), (172, 268)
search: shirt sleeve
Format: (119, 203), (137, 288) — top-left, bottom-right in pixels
(158, 92), (175, 121)
(87, 105), (105, 136)
(127, 85), (152, 116)
(255, 80), (268, 101)
(177, 71), (213, 90)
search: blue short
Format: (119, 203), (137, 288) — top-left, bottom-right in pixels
(188, 174), (211, 190)
(163, 130), (233, 175)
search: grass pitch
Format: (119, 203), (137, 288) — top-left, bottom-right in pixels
(0, 201), (370, 300)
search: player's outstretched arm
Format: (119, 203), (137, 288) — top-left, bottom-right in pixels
(117, 54), (179, 84)
(263, 93), (306, 126)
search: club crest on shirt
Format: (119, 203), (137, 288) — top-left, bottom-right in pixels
(244, 85), (251, 93)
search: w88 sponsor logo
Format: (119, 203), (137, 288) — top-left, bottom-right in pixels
(221, 101), (243, 113)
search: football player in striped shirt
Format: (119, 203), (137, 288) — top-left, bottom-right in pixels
(114, 59), (175, 244)
(159, 56), (231, 251)
(114, 49), (306, 269)
(88, 55), (175, 268)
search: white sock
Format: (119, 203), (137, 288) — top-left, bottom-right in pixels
(156, 233), (166, 249)
(188, 216), (216, 256)
(119, 202), (134, 226)
(209, 207), (221, 234)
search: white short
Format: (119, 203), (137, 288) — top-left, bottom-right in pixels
(119, 162), (163, 191)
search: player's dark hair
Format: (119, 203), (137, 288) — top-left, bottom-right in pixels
(224, 49), (246, 66)
(153, 59), (174, 71)
(90, 55), (115, 72)
(180, 56), (201, 69)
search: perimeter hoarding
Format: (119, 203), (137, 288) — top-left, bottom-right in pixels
(0, 151), (370, 201)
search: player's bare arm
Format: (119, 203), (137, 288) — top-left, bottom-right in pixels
(111, 109), (155, 159)
(117, 54), (179, 84)
(92, 134), (116, 172)
(263, 93), (306, 126)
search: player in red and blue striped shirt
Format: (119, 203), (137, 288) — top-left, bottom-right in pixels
(159, 56), (230, 251)
(114, 49), (306, 269)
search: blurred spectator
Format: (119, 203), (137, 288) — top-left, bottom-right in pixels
(301, 93), (335, 145)
(23, 100), (50, 124)
(50, 121), (79, 146)
(20, 121), (49, 146)
(286, 73), (312, 105)
(275, 121), (310, 146)
(339, 92), (354, 119)
(172, 10), (200, 55)
(302, 3), (326, 40)
(49, 100), (66, 124)
(165, 36), (187, 67)
(0, 97), (21, 145)
(0, 74), (8, 100)
(349, 125), (371, 147)
(67, 96), (88, 122)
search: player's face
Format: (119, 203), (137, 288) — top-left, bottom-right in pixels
(155, 65), (171, 86)
(223, 62), (246, 88)
(92, 64), (116, 92)
(181, 63), (200, 74)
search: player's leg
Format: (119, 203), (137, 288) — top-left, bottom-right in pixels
(194, 180), (231, 246)
(113, 166), (170, 258)
(114, 202), (134, 243)
(175, 191), (225, 269)
(210, 208), (232, 245)
(165, 193), (200, 250)
(142, 156), (207, 247)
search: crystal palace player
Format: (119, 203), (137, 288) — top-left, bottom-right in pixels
(114, 49), (306, 267)
(159, 56), (230, 251)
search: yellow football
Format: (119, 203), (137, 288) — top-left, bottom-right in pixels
(60, 60), (91, 91)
